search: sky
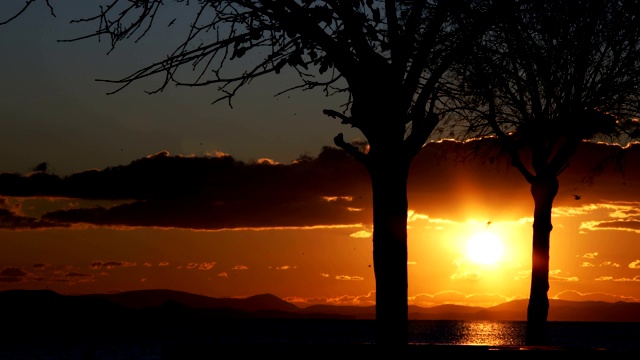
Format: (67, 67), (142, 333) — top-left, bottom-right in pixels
(1, 1), (639, 309)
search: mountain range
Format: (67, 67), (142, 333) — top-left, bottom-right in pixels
(2, 289), (639, 326)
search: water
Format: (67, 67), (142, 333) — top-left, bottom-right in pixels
(204, 319), (640, 351)
(2, 320), (638, 358)
(409, 320), (640, 351)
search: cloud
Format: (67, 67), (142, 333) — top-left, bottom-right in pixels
(32, 263), (48, 270)
(411, 291), (515, 307)
(289, 290), (516, 308)
(581, 219), (640, 233)
(595, 276), (614, 281)
(181, 262), (216, 270)
(0, 140), (638, 231)
(198, 262), (216, 270)
(514, 270), (531, 280)
(349, 229), (371, 238)
(232, 265), (248, 270)
(275, 265), (294, 270)
(549, 269), (578, 282)
(0, 199), (69, 230)
(600, 262), (619, 267)
(582, 252), (598, 259)
(90, 261), (137, 269)
(553, 290), (639, 302)
(323, 291), (376, 306)
(450, 271), (481, 280)
(0, 267), (28, 282)
(335, 275), (364, 281)
(629, 260), (640, 269)
(52, 272), (95, 284)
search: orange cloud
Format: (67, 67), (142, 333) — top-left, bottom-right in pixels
(411, 291), (515, 307)
(349, 229), (371, 238)
(600, 262), (620, 267)
(450, 271), (481, 280)
(90, 261), (137, 269)
(335, 275), (364, 281)
(275, 265), (294, 270)
(198, 262), (216, 270)
(613, 276), (640, 282)
(553, 290), (639, 302)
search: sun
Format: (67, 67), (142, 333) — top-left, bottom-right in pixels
(467, 231), (504, 264)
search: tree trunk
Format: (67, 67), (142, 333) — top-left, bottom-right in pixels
(367, 153), (411, 347)
(525, 176), (559, 346)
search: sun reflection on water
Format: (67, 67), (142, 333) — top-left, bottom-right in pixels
(410, 320), (527, 346)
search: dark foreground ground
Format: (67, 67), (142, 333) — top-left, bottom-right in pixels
(1, 339), (633, 359)
(161, 343), (629, 359)
(2, 317), (638, 358)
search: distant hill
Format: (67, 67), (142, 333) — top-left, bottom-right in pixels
(87, 289), (299, 313)
(1, 289), (639, 332)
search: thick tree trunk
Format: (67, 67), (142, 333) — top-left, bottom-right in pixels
(525, 176), (559, 346)
(367, 154), (410, 347)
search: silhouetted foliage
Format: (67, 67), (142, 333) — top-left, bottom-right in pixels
(1, 0), (499, 346)
(451, 0), (640, 345)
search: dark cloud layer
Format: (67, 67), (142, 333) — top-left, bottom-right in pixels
(0, 207), (69, 230)
(0, 267), (28, 282)
(0, 140), (638, 230)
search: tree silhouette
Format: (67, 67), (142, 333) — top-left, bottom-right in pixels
(454, 0), (640, 345)
(2, 1), (498, 346)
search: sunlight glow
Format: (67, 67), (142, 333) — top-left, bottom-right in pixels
(467, 231), (504, 264)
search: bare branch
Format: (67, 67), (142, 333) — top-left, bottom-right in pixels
(1, 0), (54, 26)
(333, 133), (368, 165)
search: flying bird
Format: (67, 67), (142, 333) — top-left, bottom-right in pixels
(573, 194), (581, 200)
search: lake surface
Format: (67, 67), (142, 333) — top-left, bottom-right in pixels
(202, 319), (640, 351)
(2, 319), (639, 358)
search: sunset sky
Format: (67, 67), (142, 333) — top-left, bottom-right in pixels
(1, 2), (639, 309)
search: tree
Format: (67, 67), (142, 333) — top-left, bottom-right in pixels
(454, 0), (640, 345)
(2, 0), (497, 346)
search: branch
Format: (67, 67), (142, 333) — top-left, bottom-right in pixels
(404, 90), (439, 158)
(485, 87), (536, 184)
(385, 0), (400, 65)
(333, 133), (368, 165)
(402, 0), (449, 106)
(395, 0), (426, 75)
(323, 109), (353, 125)
(1, 0), (54, 26)
(412, 0), (497, 119)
